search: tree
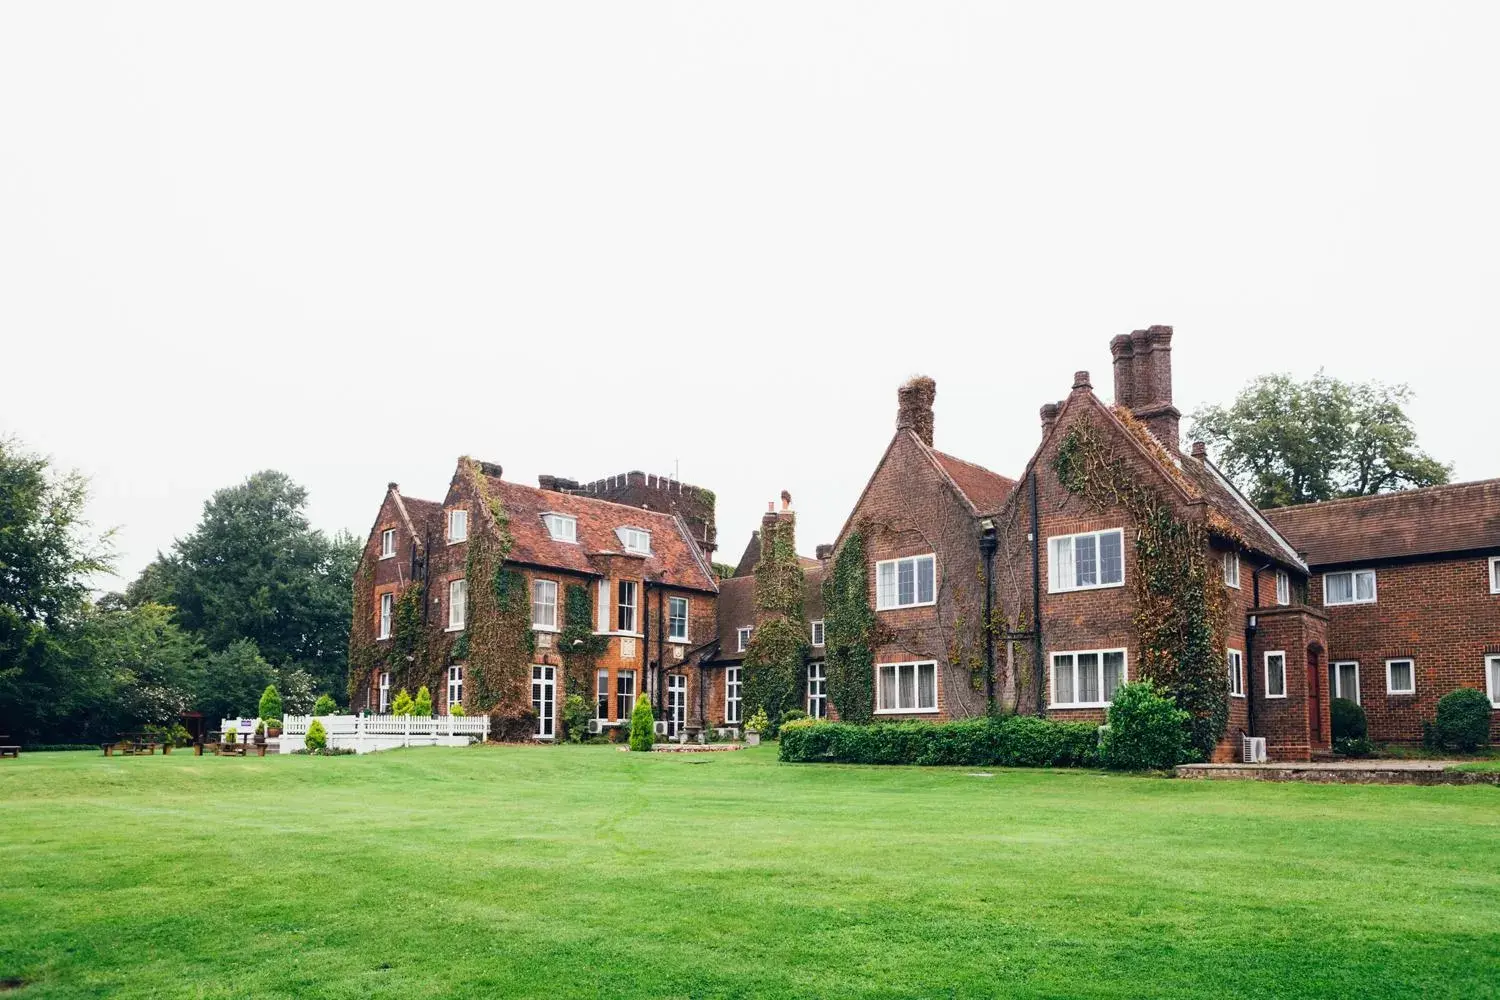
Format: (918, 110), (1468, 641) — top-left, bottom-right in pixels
(258, 684), (283, 724)
(193, 639), (275, 724)
(413, 685), (433, 717)
(127, 471), (361, 696)
(391, 689), (414, 716)
(56, 602), (203, 743)
(1189, 373), (1450, 508)
(313, 693), (338, 716)
(628, 694), (655, 751)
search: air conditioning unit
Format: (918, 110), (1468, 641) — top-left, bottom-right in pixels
(1242, 736), (1268, 763)
(654, 721), (668, 735)
(587, 718), (603, 735)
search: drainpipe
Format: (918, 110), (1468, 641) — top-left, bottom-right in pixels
(643, 578), (657, 715)
(979, 518), (998, 715)
(1030, 470), (1045, 716)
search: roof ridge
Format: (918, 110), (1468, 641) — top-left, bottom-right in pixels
(931, 448), (1016, 483)
(486, 475), (689, 524)
(1265, 477), (1500, 515)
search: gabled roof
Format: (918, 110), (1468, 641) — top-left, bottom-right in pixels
(707, 564), (826, 664)
(1178, 453), (1308, 571)
(731, 530), (822, 577)
(1264, 479), (1500, 567)
(930, 449), (1017, 515)
(472, 468), (719, 592)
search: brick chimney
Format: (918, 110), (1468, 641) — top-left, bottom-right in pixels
(1109, 325), (1180, 452)
(896, 376), (936, 447)
(815, 543), (834, 562)
(1040, 402), (1060, 436)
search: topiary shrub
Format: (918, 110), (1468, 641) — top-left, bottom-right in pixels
(449, 702), (466, 717)
(1100, 680), (1193, 770)
(1330, 697), (1366, 741)
(1430, 687), (1492, 752)
(561, 694), (592, 743)
(629, 695), (655, 752)
(413, 685), (433, 717)
(313, 693), (337, 716)
(258, 685), (283, 725)
(305, 719), (328, 752)
(391, 689), (414, 716)
(778, 716), (1102, 767)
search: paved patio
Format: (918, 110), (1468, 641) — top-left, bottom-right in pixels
(1176, 759), (1500, 785)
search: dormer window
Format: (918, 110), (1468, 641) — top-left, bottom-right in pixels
(617, 527), (651, 554)
(380, 528), (396, 560)
(448, 509), (468, 544)
(543, 513), (577, 543)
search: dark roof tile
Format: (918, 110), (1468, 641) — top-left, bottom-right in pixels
(1264, 479), (1500, 566)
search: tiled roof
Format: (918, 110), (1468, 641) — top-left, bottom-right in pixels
(1177, 454), (1307, 571)
(1264, 479), (1500, 567)
(480, 474), (719, 592)
(930, 449), (1017, 515)
(710, 564), (826, 664)
(400, 496), (444, 540)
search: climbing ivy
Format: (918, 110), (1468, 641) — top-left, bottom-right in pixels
(458, 459), (535, 716)
(742, 511), (808, 726)
(822, 530), (877, 725)
(559, 583), (608, 697)
(1052, 416), (1230, 757)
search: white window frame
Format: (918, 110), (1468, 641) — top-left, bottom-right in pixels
(616, 526), (652, 555)
(1490, 556), (1500, 595)
(615, 670), (636, 721)
(874, 660), (940, 714)
(447, 578), (467, 631)
(1049, 648), (1129, 709)
(596, 669), (610, 720)
(875, 554), (937, 610)
(807, 662), (827, 718)
(380, 528), (396, 560)
(1227, 648), (1244, 698)
(725, 666), (742, 724)
(542, 513), (578, 543)
(810, 619), (825, 647)
(737, 626), (752, 652)
(1047, 529), (1126, 593)
(616, 580), (638, 634)
(447, 508), (468, 544)
(1323, 569), (1377, 606)
(1487, 655), (1500, 709)
(531, 578), (558, 631)
(447, 664), (463, 710)
(596, 579), (611, 634)
(1264, 651), (1287, 699)
(378, 670), (391, 713)
(668, 596), (690, 642)
(378, 592), (393, 640)
(1275, 570), (1291, 606)
(1223, 552), (1240, 589)
(1385, 658), (1416, 696)
(1331, 660), (1361, 703)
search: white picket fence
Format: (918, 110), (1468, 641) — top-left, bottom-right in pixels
(222, 714), (489, 755)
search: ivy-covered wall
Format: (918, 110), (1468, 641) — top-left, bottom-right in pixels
(742, 507), (808, 725)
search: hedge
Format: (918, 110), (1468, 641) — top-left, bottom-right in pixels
(778, 716), (1100, 767)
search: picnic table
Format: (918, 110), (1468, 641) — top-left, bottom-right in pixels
(101, 732), (174, 757)
(0, 735), (16, 759)
(197, 730), (264, 757)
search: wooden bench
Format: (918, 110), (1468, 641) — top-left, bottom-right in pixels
(0, 746), (18, 759)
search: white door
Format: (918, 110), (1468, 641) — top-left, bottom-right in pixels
(807, 663), (827, 718)
(532, 665), (556, 739)
(667, 674), (686, 737)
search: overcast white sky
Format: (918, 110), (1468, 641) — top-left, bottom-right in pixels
(3, 2), (1497, 589)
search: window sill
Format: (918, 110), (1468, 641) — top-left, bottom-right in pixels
(874, 706), (939, 715)
(379, 553), (395, 561)
(1230, 693), (1246, 699)
(1324, 599), (1377, 607)
(668, 635), (690, 645)
(377, 635), (391, 642)
(445, 625), (465, 633)
(1385, 692), (1416, 698)
(1049, 702), (1113, 710)
(532, 625), (560, 633)
(1049, 581), (1126, 595)
(876, 600), (938, 612)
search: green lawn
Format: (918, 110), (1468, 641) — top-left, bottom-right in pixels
(1, 748), (1497, 999)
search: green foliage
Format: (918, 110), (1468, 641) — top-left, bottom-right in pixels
(224, 727), (237, 744)
(455, 461), (534, 716)
(391, 584), (426, 658)
(305, 719), (328, 752)
(559, 584), (608, 697)
(196, 639), (274, 724)
(1330, 697), (1367, 741)
(628, 694), (655, 752)
(745, 707), (770, 733)
(391, 689), (414, 716)
(561, 694), (593, 743)
(1100, 681), (1193, 770)
(778, 716), (1100, 767)
(822, 531), (877, 725)
(254, 719), (266, 738)
(742, 511), (808, 727)
(711, 562), (736, 580)
(143, 723), (193, 747)
(258, 685), (283, 724)
(1189, 372), (1451, 508)
(1428, 688), (1492, 752)
(313, 693), (338, 716)
(413, 685), (433, 716)
(58, 600), (203, 740)
(449, 702), (466, 717)
(1334, 736), (1376, 758)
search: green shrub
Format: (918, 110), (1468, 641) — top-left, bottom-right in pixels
(258, 685), (283, 725)
(1334, 736), (1376, 758)
(778, 716), (1101, 767)
(313, 693), (338, 716)
(413, 685), (433, 717)
(391, 689), (414, 716)
(1100, 681), (1192, 770)
(629, 695), (655, 752)
(144, 723), (193, 747)
(225, 727), (237, 745)
(745, 707), (770, 734)
(305, 719), (328, 752)
(1330, 697), (1366, 741)
(1430, 687), (1492, 752)
(449, 702), (466, 717)
(561, 694), (593, 744)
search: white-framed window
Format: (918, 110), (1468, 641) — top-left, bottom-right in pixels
(596, 579), (611, 633)
(1385, 658), (1415, 696)
(542, 513), (577, 543)
(875, 661), (939, 714)
(1324, 570), (1376, 606)
(1265, 651), (1287, 699)
(378, 592), (393, 640)
(1490, 556), (1500, 595)
(447, 664), (463, 710)
(1487, 655), (1500, 709)
(1331, 661), (1360, 704)
(531, 579), (558, 630)
(1048, 529), (1125, 593)
(737, 626), (752, 652)
(448, 578), (467, 631)
(1227, 648), (1244, 697)
(807, 662), (827, 718)
(1050, 649), (1127, 708)
(616, 527), (651, 554)
(447, 508), (468, 544)
(668, 596), (689, 642)
(616, 670), (636, 720)
(1223, 552), (1240, 589)
(1276, 570), (1291, 606)
(380, 528), (396, 559)
(875, 554), (937, 610)
(810, 619), (825, 646)
(596, 669), (610, 719)
(378, 670), (391, 713)
(616, 580), (638, 634)
(725, 666), (742, 723)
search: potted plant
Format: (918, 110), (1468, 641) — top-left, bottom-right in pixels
(266, 719), (282, 738)
(253, 720), (267, 746)
(745, 708), (769, 746)
(224, 727), (237, 745)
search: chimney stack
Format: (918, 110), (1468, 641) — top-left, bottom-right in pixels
(896, 376), (937, 447)
(1190, 441), (1207, 460)
(1040, 402), (1060, 436)
(815, 543), (834, 561)
(1110, 325), (1180, 453)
